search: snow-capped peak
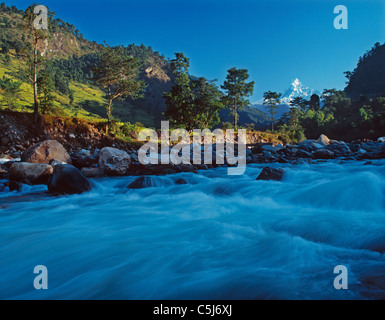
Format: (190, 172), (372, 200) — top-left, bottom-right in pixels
(280, 78), (320, 105)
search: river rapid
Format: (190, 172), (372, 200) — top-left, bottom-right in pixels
(0, 160), (384, 300)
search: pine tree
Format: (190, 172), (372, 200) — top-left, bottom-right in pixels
(263, 91), (282, 131)
(21, 4), (53, 122)
(221, 68), (254, 130)
(93, 46), (145, 134)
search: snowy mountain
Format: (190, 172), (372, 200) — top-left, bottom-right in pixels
(251, 78), (321, 119)
(280, 78), (321, 105)
(254, 78), (320, 106)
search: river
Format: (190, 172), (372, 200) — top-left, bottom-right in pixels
(0, 160), (384, 299)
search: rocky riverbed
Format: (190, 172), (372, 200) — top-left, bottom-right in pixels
(1, 133), (385, 195)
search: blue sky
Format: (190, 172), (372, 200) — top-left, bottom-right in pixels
(4, 0), (385, 101)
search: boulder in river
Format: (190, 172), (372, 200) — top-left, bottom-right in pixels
(128, 176), (158, 189)
(48, 164), (92, 195)
(21, 140), (71, 164)
(98, 147), (131, 176)
(10, 162), (53, 185)
(175, 178), (188, 185)
(257, 167), (285, 181)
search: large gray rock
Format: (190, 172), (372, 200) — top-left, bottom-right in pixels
(48, 164), (91, 195)
(257, 167), (284, 181)
(317, 134), (330, 146)
(98, 147), (131, 176)
(21, 140), (71, 164)
(10, 162), (53, 185)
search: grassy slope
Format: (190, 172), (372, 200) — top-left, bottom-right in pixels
(0, 8), (159, 127)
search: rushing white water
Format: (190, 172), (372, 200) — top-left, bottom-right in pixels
(0, 160), (384, 300)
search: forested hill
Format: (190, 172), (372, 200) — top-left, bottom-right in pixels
(0, 3), (273, 129)
(345, 42), (385, 99)
(0, 2), (174, 127)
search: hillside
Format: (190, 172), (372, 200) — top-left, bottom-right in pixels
(0, 3), (174, 127)
(345, 42), (385, 99)
(219, 106), (270, 130)
(0, 3), (275, 130)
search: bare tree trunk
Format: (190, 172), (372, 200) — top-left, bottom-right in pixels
(106, 98), (113, 135)
(234, 97), (238, 130)
(33, 37), (39, 123)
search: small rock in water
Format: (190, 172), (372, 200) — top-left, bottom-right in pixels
(175, 179), (188, 185)
(257, 167), (284, 181)
(9, 181), (24, 192)
(48, 164), (92, 195)
(128, 177), (157, 189)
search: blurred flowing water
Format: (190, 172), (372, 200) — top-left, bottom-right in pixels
(0, 160), (384, 300)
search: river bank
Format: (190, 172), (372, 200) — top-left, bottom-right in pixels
(1, 131), (385, 194)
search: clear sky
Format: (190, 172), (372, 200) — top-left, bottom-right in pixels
(4, 0), (385, 101)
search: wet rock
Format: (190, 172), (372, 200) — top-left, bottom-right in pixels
(295, 149), (313, 158)
(328, 143), (351, 154)
(81, 167), (104, 178)
(143, 164), (177, 176)
(311, 142), (324, 150)
(177, 164), (198, 174)
(298, 144), (313, 153)
(261, 144), (282, 153)
(293, 158), (312, 165)
(194, 164), (209, 171)
(9, 181), (23, 192)
(0, 164), (7, 174)
(2, 161), (16, 170)
(312, 149), (335, 159)
(257, 167), (285, 181)
(175, 178), (188, 185)
(128, 176), (158, 189)
(98, 147), (131, 176)
(22, 140), (71, 164)
(10, 163), (53, 185)
(48, 164), (92, 195)
(71, 152), (99, 170)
